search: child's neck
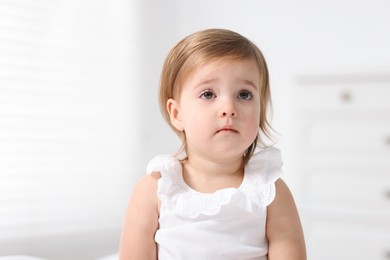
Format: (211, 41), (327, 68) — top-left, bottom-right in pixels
(182, 153), (244, 193)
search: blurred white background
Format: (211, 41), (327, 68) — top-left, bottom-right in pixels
(0, 0), (389, 259)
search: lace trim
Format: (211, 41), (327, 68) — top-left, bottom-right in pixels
(146, 147), (283, 218)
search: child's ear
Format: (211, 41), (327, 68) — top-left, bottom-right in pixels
(167, 98), (184, 131)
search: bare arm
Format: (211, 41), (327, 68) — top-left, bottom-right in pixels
(266, 179), (306, 260)
(119, 173), (160, 260)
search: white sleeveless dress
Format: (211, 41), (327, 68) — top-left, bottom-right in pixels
(146, 147), (283, 260)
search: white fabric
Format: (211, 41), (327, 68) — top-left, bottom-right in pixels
(0, 254), (119, 260)
(95, 254), (119, 260)
(0, 256), (49, 260)
(146, 147), (283, 260)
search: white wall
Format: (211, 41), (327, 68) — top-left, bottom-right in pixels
(0, 0), (180, 258)
(133, 0), (181, 166)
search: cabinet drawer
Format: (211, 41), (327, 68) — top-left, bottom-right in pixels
(307, 221), (390, 260)
(294, 81), (390, 111)
(305, 170), (390, 216)
(303, 119), (390, 155)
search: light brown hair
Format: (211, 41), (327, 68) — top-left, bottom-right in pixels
(159, 28), (273, 167)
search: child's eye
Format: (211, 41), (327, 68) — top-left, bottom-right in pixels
(200, 90), (216, 100)
(238, 90), (253, 100)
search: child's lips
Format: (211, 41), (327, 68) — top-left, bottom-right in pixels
(216, 127), (238, 133)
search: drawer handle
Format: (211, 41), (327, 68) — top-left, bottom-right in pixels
(384, 250), (390, 259)
(385, 137), (390, 146)
(385, 190), (390, 199)
(340, 91), (352, 102)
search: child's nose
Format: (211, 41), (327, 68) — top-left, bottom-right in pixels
(220, 99), (237, 117)
(222, 111), (236, 117)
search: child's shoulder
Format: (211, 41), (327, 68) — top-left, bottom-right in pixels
(245, 146), (283, 179)
(146, 154), (182, 177)
(132, 172), (160, 196)
(252, 146), (282, 163)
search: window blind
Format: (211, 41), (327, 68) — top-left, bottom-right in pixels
(0, 0), (141, 256)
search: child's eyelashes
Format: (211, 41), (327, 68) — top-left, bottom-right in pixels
(199, 89), (254, 100)
(199, 90), (216, 100)
(237, 90), (253, 100)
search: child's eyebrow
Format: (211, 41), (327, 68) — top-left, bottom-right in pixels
(241, 79), (258, 90)
(192, 78), (218, 90)
(192, 78), (258, 90)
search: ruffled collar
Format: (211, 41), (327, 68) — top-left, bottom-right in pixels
(146, 147), (283, 218)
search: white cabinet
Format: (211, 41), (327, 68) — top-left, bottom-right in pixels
(291, 78), (390, 260)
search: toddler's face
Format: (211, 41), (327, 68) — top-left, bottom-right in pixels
(168, 58), (261, 162)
